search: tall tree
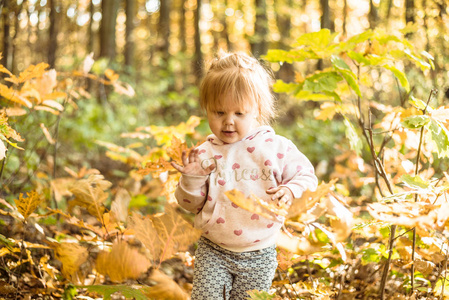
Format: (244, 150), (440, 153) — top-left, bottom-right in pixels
(1, 0), (11, 69)
(179, 0), (187, 53)
(156, 0), (171, 64)
(88, 0), (95, 54)
(125, 0), (136, 67)
(251, 0), (269, 57)
(405, 0), (415, 25)
(99, 0), (120, 60)
(274, 0), (294, 82)
(368, 0), (379, 29)
(320, 0), (332, 30)
(193, 0), (202, 84)
(47, 0), (58, 68)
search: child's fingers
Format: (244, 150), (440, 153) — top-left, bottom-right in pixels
(171, 161), (183, 173)
(181, 150), (189, 166)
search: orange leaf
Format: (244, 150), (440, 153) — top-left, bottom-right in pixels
(142, 269), (189, 300)
(128, 212), (161, 263)
(68, 174), (111, 222)
(95, 241), (151, 283)
(48, 241), (88, 283)
(110, 188), (131, 223)
(104, 68), (119, 82)
(151, 205), (202, 263)
(5, 62), (49, 85)
(14, 190), (45, 219)
(40, 123), (55, 145)
(225, 190), (287, 221)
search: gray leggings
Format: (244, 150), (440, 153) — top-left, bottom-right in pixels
(191, 237), (278, 300)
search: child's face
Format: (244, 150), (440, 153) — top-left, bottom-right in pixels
(207, 96), (259, 144)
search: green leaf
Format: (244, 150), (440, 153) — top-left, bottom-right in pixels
(343, 117), (363, 156)
(402, 115), (430, 129)
(80, 285), (147, 300)
(303, 71), (342, 93)
(383, 64), (410, 93)
(293, 29), (336, 48)
(336, 68), (362, 98)
(339, 30), (374, 52)
(294, 90), (336, 101)
(361, 247), (381, 264)
(331, 55), (350, 70)
(347, 51), (372, 66)
(264, 49), (319, 63)
(409, 96), (430, 111)
(428, 119), (449, 158)
(272, 80), (301, 94)
(401, 174), (430, 190)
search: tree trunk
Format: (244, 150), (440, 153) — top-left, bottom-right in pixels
(1, 0), (11, 70)
(156, 0), (171, 64)
(179, 0), (187, 53)
(320, 0), (332, 30)
(48, 0), (57, 68)
(193, 0), (202, 84)
(88, 0), (95, 54)
(318, 0), (331, 70)
(125, 0), (136, 67)
(404, 0), (415, 38)
(274, 0), (294, 82)
(368, 0), (379, 29)
(99, 0), (120, 60)
(251, 0), (268, 57)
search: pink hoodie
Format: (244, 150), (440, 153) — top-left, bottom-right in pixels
(174, 126), (318, 252)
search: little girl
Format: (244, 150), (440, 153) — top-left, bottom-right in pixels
(172, 51), (318, 299)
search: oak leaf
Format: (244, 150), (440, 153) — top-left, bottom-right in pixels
(129, 205), (201, 266)
(225, 190), (287, 221)
(48, 241), (88, 283)
(96, 241), (151, 283)
(14, 190), (45, 219)
(68, 174), (112, 222)
(142, 269), (189, 300)
(110, 188), (131, 223)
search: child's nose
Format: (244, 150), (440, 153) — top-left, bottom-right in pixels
(224, 115), (234, 125)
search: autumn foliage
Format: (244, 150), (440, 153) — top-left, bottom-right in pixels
(1, 28), (449, 300)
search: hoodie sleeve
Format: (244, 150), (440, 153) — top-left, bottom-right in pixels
(280, 141), (318, 198)
(174, 174), (209, 214)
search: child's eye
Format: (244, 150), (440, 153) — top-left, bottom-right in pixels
(236, 112), (244, 116)
(216, 111), (224, 116)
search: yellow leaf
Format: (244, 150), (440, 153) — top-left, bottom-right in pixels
(68, 174), (112, 222)
(0, 83), (32, 107)
(34, 105), (60, 115)
(33, 69), (57, 96)
(110, 188), (131, 223)
(42, 99), (64, 111)
(128, 212), (161, 263)
(49, 241), (88, 283)
(129, 206), (201, 266)
(288, 179), (338, 219)
(104, 68), (119, 82)
(40, 123), (55, 145)
(142, 269), (189, 300)
(276, 231), (323, 255)
(151, 205), (202, 263)
(14, 191), (45, 219)
(95, 241), (151, 283)
(225, 190), (287, 221)
(5, 62), (49, 84)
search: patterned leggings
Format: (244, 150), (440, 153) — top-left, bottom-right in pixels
(191, 237), (278, 300)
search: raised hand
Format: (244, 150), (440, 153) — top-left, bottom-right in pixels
(266, 186), (293, 207)
(171, 148), (215, 176)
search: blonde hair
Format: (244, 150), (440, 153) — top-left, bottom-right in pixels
(199, 51), (276, 125)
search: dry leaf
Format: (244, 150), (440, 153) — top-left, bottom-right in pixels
(225, 189), (287, 221)
(151, 205), (202, 263)
(49, 241), (88, 283)
(68, 174), (112, 221)
(276, 231), (323, 255)
(96, 241), (151, 283)
(128, 212), (161, 263)
(142, 269), (189, 300)
(14, 190), (45, 219)
(40, 123), (55, 144)
(50, 178), (76, 203)
(414, 259), (435, 275)
(288, 179), (338, 219)
(110, 188), (131, 223)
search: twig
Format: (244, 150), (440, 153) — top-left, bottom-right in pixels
(411, 88), (437, 294)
